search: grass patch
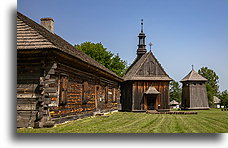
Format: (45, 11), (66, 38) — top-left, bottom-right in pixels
(17, 109), (228, 133)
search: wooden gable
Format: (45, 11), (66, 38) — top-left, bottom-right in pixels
(136, 52), (167, 76)
(123, 51), (172, 81)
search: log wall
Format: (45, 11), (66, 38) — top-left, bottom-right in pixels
(49, 63), (120, 123)
(17, 50), (121, 127)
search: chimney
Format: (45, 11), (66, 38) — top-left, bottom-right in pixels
(40, 17), (54, 33)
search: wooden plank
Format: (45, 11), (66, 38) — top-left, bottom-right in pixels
(45, 87), (58, 93)
(17, 93), (40, 98)
(17, 103), (37, 110)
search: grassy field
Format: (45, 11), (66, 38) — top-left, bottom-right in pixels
(17, 109), (228, 133)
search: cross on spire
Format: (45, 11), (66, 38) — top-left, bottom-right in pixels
(149, 42), (152, 51)
(192, 65), (194, 70)
(141, 19), (143, 32)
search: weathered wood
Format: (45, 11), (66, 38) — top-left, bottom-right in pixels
(17, 111), (38, 127)
(182, 81), (208, 109)
(121, 81), (170, 111)
(17, 12), (122, 128)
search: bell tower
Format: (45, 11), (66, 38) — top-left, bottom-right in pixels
(137, 19), (147, 58)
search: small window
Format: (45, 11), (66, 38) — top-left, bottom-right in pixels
(185, 83), (189, 87)
(199, 83), (203, 85)
(82, 81), (89, 105)
(193, 83), (196, 85)
(105, 86), (108, 104)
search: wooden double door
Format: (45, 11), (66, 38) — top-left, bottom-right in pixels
(145, 95), (158, 110)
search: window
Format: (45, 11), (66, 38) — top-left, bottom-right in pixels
(59, 75), (68, 105)
(82, 81), (88, 105)
(112, 88), (116, 103)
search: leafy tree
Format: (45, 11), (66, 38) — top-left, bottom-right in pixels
(169, 81), (182, 103)
(75, 42), (128, 77)
(218, 90), (228, 107)
(109, 53), (128, 77)
(198, 67), (219, 106)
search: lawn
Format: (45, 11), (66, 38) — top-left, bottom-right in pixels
(17, 109), (228, 133)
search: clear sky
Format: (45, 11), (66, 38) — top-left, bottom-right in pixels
(17, 0), (227, 91)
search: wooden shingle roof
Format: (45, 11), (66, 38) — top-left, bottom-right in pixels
(144, 86), (160, 94)
(17, 16), (57, 49)
(17, 12), (122, 81)
(181, 69), (207, 82)
(123, 51), (172, 81)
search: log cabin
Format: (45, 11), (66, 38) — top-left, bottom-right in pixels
(121, 20), (172, 112)
(17, 12), (123, 128)
(180, 68), (209, 109)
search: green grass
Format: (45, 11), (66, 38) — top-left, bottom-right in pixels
(17, 109), (228, 133)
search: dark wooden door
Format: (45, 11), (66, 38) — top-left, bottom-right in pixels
(147, 95), (156, 110)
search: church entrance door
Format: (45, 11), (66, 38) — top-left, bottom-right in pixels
(145, 95), (157, 110)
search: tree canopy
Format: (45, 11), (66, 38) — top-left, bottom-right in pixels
(218, 90), (228, 107)
(74, 42), (128, 77)
(169, 81), (182, 103)
(198, 67), (219, 106)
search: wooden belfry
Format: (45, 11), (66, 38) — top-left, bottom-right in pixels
(121, 20), (172, 111)
(180, 66), (209, 109)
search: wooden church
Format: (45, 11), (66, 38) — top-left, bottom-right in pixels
(121, 20), (172, 112)
(181, 68), (209, 109)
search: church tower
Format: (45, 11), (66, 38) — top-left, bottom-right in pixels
(137, 19), (147, 59)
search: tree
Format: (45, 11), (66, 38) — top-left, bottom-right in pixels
(109, 53), (128, 77)
(198, 67), (219, 106)
(169, 81), (182, 103)
(74, 42), (128, 77)
(219, 90), (228, 107)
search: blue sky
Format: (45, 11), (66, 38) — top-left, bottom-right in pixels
(17, 0), (227, 91)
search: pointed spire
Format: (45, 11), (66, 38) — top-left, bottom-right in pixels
(137, 19), (147, 58)
(141, 19), (144, 33)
